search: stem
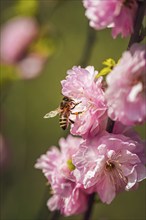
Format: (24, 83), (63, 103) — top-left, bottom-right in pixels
(83, 193), (95, 220)
(50, 211), (60, 220)
(78, 25), (97, 67)
(127, 0), (146, 48)
(82, 1), (146, 220)
(138, 26), (146, 42)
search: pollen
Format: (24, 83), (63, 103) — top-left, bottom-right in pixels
(67, 159), (76, 171)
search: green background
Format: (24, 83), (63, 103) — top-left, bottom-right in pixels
(0, 1), (146, 220)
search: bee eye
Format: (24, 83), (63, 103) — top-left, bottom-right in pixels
(63, 97), (69, 101)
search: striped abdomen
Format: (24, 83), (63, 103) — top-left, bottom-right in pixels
(59, 114), (69, 130)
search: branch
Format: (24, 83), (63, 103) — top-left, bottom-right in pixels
(128, 0), (146, 48)
(50, 211), (60, 220)
(138, 26), (146, 42)
(83, 193), (96, 220)
(78, 25), (97, 67)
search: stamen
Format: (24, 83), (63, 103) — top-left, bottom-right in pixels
(105, 161), (115, 171)
(105, 160), (127, 191)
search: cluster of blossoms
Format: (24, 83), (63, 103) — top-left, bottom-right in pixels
(35, 0), (146, 217)
(83, 0), (138, 38)
(35, 44), (146, 216)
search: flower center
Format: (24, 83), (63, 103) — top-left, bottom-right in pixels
(105, 161), (115, 171)
(105, 159), (127, 191)
(123, 0), (136, 9)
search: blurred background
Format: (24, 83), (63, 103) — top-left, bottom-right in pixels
(0, 0), (145, 220)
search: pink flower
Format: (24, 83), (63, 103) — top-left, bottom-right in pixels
(61, 66), (108, 139)
(72, 132), (146, 204)
(35, 135), (88, 216)
(0, 16), (38, 64)
(47, 183), (88, 216)
(83, 0), (138, 38)
(105, 44), (146, 126)
(17, 53), (47, 79)
(111, 1), (138, 38)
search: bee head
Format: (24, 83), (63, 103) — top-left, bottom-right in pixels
(63, 96), (71, 102)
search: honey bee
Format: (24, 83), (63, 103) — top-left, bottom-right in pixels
(44, 96), (81, 130)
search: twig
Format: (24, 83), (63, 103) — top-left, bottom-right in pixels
(138, 26), (146, 42)
(50, 211), (60, 220)
(83, 193), (96, 220)
(128, 0), (146, 48)
(78, 25), (97, 67)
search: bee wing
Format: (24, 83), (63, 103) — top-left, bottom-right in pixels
(44, 108), (61, 118)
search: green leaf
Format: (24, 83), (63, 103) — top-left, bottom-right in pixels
(96, 58), (116, 78)
(102, 58), (116, 68)
(96, 67), (112, 78)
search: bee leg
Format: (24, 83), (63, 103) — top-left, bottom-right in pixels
(71, 101), (82, 110)
(71, 112), (83, 115)
(69, 119), (74, 124)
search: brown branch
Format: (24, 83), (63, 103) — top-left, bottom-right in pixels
(128, 0), (146, 48)
(83, 193), (96, 220)
(78, 25), (97, 67)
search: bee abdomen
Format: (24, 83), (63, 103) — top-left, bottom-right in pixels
(59, 118), (68, 130)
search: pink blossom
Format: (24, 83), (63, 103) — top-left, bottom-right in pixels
(0, 16), (38, 64)
(83, 0), (138, 38)
(105, 44), (146, 126)
(72, 133), (146, 204)
(61, 66), (108, 139)
(35, 135), (83, 181)
(111, 1), (138, 38)
(47, 183), (88, 216)
(35, 135), (88, 216)
(17, 53), (47, 79)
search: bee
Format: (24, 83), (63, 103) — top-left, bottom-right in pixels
(44, 96), (81, 130)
